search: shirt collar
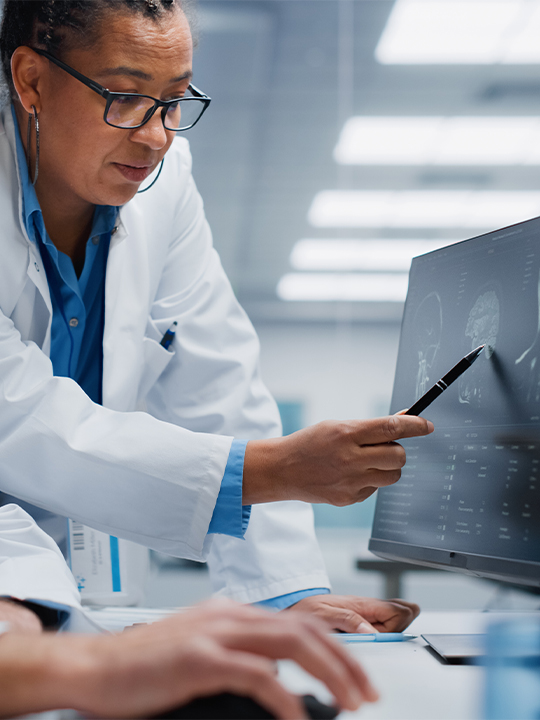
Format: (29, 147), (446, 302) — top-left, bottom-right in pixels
(91, 203), (118, 240)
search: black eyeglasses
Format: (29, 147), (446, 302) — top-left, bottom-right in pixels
(33, 48), (211, 131)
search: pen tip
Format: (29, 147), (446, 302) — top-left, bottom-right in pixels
(468, 344), (486, 361)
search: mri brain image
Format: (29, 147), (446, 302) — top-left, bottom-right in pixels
(459, 290), (500, 405)
(515, 268), (540, 403)
(413, 292), (443, 399)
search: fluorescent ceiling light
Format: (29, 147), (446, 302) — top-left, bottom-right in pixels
(277, 273), (409, 302)
(308, 191), (540, 229)
(290, 239), (461, 272)
(376, 0), (540, 64)
(334, 117), (540, 166)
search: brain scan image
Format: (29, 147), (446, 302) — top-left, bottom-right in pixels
(515, 268), (540, 403)
(459, 290), (500, 405)
(413, 292), (443, 400)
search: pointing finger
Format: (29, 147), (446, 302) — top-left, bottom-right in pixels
(352, 415), (434, 446)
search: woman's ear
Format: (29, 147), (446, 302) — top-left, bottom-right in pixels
(10, 47), (46, 114)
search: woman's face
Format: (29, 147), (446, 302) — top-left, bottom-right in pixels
(33, 7), (193, 208)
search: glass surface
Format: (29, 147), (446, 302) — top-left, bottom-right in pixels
(370, 216), (540, 585)
(33, 48), (209, 132)
(106, 89), (206, 131)
(484, 618), (540, 720)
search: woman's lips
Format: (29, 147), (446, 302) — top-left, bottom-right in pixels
(114, 163), (153, 183)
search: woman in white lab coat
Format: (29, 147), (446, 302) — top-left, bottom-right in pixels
(0, 0), (430, 629)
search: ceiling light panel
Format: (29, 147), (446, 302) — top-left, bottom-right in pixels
(375, 0), (540, 65)
(290, 239), (462, 272)
(308, 191), (540, 228)
(277, 273), (410, 302)
(334, 117), (540, 165)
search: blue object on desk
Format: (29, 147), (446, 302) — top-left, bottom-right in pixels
(336, 633), (417, 643)
(484, 618), (540, 720)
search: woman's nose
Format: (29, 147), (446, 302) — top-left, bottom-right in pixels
(130, 110), (169, 150)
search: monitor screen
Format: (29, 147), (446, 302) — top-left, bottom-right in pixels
(369, 216), (540, 588)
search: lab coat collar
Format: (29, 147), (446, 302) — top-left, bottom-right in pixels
(0, 105), (34, 250)
(9, 105), (42, 237)
(0, 107), (52, 341)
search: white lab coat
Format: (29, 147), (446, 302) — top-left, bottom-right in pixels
(0, 108), (329, 603)
(0, 503), (105, 635)
(0, 503), (81, 610)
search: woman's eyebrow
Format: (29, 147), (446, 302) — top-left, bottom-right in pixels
(99, 67), (193, 83)
(171, 70), (193, 83)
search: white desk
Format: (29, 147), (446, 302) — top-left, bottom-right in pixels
(19, 609), (540, 720)
(279, 611), (540, 720)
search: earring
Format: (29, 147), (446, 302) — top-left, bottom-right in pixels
(26, 105), (40, 186)
(137, 158), (164, 194)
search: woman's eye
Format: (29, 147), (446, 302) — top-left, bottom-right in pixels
(115, 95), (140, 106)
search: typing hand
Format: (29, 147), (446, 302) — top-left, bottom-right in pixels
(31, 599), (378, 720)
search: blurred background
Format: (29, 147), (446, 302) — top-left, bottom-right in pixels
(147, 0), (540, 611)
(186, 0), (540, 522)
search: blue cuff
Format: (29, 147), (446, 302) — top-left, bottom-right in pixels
(24, 598), (72, 629)
(208, 439), (251, 538)
(254, 587), (331, 611)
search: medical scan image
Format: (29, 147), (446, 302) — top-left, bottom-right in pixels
(458, 288), (500, 406)
(413, 292), (443, 400)
(515, 267), (540, 404)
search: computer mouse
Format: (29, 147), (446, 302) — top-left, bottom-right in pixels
(151, 691), (339, 719)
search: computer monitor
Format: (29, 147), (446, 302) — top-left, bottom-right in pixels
(369, 216), (540, 589)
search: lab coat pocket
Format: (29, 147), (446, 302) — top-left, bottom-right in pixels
(139, 335), (175, 402)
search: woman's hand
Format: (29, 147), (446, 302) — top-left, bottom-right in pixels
(243, 415), (434, 505)
(286, 595), (420, 634)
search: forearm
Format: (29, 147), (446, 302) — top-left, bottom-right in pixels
(242, 437), (286, 504)
(0, 633), (99, 717)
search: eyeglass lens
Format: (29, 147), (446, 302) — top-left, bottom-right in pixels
(106, 90), (205, 130)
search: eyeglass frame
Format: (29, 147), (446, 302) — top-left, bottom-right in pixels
(32, 48), (211, 131)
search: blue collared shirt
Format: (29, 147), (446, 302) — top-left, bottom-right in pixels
(13, 106), (115, 405)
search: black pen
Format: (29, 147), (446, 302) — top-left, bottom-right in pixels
(405, 344), (486, 416)
(160, 321), (177, 350)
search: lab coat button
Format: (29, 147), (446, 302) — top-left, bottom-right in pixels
(92, 236), (99, 246)
(69, 317), (79, 328)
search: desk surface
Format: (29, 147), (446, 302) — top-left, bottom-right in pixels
(279, 611), (539, 720)
(20, 609), (540, 720)
(85, 607), (538, 719)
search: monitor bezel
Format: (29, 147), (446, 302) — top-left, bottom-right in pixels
(368, 537), (540, 589)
